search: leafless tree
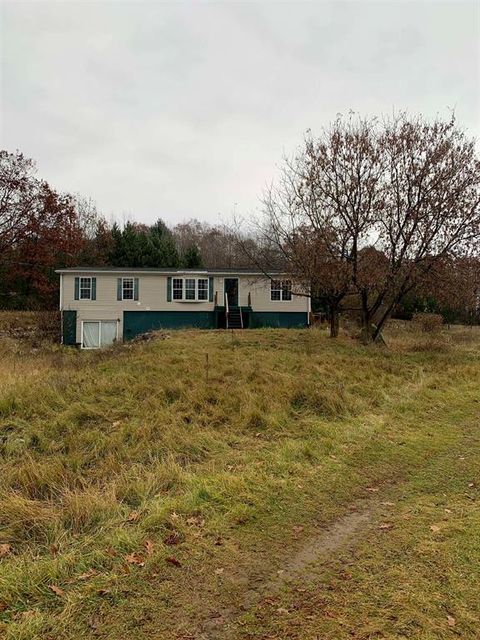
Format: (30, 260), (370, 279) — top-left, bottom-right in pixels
(258, 114), (480, 340)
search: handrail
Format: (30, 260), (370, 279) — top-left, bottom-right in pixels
(225, 291), (229, 329)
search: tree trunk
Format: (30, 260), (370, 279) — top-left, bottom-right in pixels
(329, 301), (340, 338)
(360, 290), (373, 343)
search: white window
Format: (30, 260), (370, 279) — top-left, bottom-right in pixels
(173, 278), (183, 300)
(82, 321), (117, 349)
(171, 277), (210, 302)
(197, 278), (208, 301)
(80, 277), (92, 300)
(185, 278), (196, 300)
(271, 280), (292, 301)
(122, 278), (134, 300)
(282, 281), (292, 301)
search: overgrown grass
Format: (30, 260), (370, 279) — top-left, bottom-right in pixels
(0, 320), (479, 638)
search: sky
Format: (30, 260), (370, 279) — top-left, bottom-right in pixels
(1, 0), (479, 227)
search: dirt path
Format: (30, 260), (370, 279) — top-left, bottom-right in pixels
(198, 500), (377, 639)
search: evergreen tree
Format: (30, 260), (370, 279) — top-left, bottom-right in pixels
(181, 244), (203, 268)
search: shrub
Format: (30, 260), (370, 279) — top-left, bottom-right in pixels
(412, 312), (443, 333)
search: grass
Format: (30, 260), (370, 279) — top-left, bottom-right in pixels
(0, 318), (479, 638)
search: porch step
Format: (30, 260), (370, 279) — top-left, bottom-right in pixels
(227, 310), (243, 329)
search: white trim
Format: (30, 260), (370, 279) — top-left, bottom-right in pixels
(121, 277), (135, 301)
(55, 269), (286, 276)
(172, 276), (209, 302)
(79, 276), (93, 300)
(81, 319), (119, 349)
(270, 279), (292, 302)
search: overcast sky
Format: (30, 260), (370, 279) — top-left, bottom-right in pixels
(1, 1), (479, 226)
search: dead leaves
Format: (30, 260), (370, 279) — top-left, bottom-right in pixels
(447, 615), (456, 627)
(125, 552), (145, 567)
(165, 556), (181, 567)
(164, 531), (182, 546)
(0, 543), (12, 558)
(378, 522), (394, 531)
(48, 585), (65, 598)
(430, 524), (442, 533)
(77, 568), (99, 581)
(144, 539), (154, 555)
(126, 510), (141, 523)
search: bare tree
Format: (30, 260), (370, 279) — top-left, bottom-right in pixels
(258, 114), (480, 340)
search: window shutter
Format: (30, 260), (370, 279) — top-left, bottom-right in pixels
(167, 276), (172, 302)
(74, 277), (79, 300)
(134, 278), (139, 301)
(209, 277), (214, 302)
(117, 278), (122, 301)
(91, 277), (97, 300)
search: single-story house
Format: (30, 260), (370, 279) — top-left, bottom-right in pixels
(56, 268), (311, 348)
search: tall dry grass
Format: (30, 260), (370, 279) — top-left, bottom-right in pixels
(0, 319), (479, 638)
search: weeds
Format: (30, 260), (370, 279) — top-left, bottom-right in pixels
(0, 320), (479, 638)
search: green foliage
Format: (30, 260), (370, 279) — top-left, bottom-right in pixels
(181, 244), (203, 269)
(108, 219), (180, 268)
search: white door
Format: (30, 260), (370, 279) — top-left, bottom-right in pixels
(101, 321), (117, 346)
(82, 322), (100, 348)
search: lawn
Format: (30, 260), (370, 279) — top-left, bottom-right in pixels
(0, 321), (479, 639)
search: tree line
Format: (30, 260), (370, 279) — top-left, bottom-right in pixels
(0, 150), (257, 309)
(1, 113), (479, 334)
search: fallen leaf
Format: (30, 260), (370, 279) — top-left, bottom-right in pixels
(0, 544), (12, 558)
(164, 532), (181, 546)
(77, 568), (98, 580)
(292, 525), (304, 535)
(105, 547), (118, 557)
(112, 421), (121, 428)
(378, 523), (394, 530)
(381, 501), (395, 506)
(165, 556), (181, 567)
(276, 607), (289, 615)
(98, 589), (111, 596)
(468, 482), (475, 488)
(144, 540), (154, 555)
(170, 511), (180, 520)
(126, 511), (140, 523)
(0, 602), (8, 612)
(186, 516), (205, 528)
(48, 585), (65, 597)
(430, 524), (441, 532)
(444, 508), (452, 514)
(125, 553), (145, 566)
(447, 615), (456, 627)
(214, 567), (224, 575)
(366, 487), (379, 492)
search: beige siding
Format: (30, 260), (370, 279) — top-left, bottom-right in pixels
(61, 272), (309, 342)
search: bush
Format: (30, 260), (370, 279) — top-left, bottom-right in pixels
(412, 312), (443, 333)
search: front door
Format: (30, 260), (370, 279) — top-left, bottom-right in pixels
(224, 278), (238, 307)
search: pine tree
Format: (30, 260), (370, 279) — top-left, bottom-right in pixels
(182, 244), (203, 268)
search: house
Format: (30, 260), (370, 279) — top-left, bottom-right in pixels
(56, 267), (311, 348)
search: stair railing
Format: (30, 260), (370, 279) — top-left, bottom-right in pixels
(225, 291), (229, 329)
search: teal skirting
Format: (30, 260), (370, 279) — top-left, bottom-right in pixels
(250, 312), (308, 328)
(124, 311), (215, 339)
(123, 310), (308, 340)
